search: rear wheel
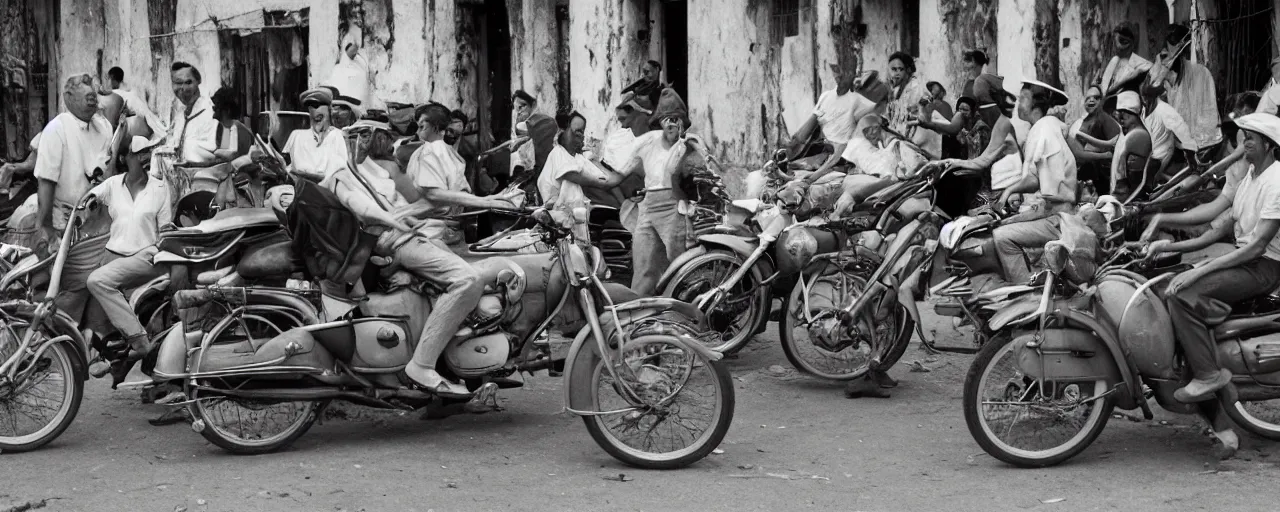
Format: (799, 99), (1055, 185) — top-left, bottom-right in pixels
(963, 332), (1114, 467)
(663, 249), (767, 354)
(186, 312), (317, 455)
(572, 334), (735, 470)
(0, 319), (84, 453)
(1223, 394), (1280, 441)
(780, 259), (912, 381)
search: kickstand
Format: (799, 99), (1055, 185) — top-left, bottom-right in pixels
(916, 324), (940, 355)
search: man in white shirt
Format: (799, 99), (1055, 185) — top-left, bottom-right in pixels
(992, 79), (1078, 284)
(598, 94), (652, 232)
(165, 62), (218, 165)
(538, 111), (607, 215)
(387, 103), (521, 397)
(85, 134), (173, 359)
(283, 88), (350, 181)
(1142, 83), (1199, 177)
(34, 73), (114, 237)
(1099, 23), (1152, 95)
(105, 67), (160, 131)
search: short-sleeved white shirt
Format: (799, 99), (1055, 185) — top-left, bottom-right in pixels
(813, 89), (876, 145)
(1224, 161), (1280, 261)
(90, 174), (172, 255)
(33, 112), (113, 227)
(284, 128), (349, 180)
(407, 140), (469, 216)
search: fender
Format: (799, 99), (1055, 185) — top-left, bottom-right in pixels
(48, 310), (90, 381)
(1053, 307), (1141, 409)
(563, 296), (716, 411)
(656, 234), (776, 293)
(129, 275), (171, 311)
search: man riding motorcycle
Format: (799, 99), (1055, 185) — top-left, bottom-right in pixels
(84, 134), (173, 363)
(987, 79), (1076, 284)
(1140, 112), (1280, 404)
(323, 102), (522, 397)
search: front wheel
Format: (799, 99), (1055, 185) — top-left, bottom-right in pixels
(0, 326), (84, 453)
(570, 334), (735, 469)
(963, 332), (1114, 467)
(779, 259), (912, 381)
(663, 249), (768, 354)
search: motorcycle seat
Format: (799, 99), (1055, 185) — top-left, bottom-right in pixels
(1214, 312), (1280, 341)
(170, 207), (280, 235)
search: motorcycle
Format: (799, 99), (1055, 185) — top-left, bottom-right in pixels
(659, 149), (844, 353)
(153, 199), (735, 469)
(777, 162), (948, 380)
(962, 242), (1280, 467)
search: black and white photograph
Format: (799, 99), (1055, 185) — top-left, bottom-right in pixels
(1, 0), (1280, 510)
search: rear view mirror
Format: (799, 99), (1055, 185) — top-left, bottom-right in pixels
(773, 148), (790, 165)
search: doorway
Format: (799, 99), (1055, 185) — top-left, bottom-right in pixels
(218, 12), (309, 121)
(479, 0), (513, 147)
(661, 0), (688, 100)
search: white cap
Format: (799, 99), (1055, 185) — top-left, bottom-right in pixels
(1115, 91), (1142, 115)
(129, 134), (164, 154)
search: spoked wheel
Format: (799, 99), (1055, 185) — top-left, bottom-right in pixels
(574, 334), (735, 469)
(186, 312), (317, 455)
(963, 332), (1114, 467)
(780, 260), (912, 381)
(1223, 393), (1280, 440)
(663, 249), (767, 354)
(0, 320), (84, 453)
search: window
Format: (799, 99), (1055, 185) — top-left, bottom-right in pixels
(772, 0), (813, 45)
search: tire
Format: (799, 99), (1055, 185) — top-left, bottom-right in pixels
(1222, 395), (1280, 441)
(570, 335), (735, 470)
(779, 260), (912, 381)
(0, 339), (85, 453)
(962, 332), (1114, 468)
(662, 249), (767, 355)
(185, 309), (318, 455)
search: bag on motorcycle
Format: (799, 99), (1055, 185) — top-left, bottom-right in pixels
(286, 180), (377, 285)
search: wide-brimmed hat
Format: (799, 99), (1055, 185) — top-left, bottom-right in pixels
(300, 88), (333, 108)
(1022, 78), (1070, 107)
(129, 134), (164, 154)
(345, 119), (391, 133)
(1232, 113), (1280, 147)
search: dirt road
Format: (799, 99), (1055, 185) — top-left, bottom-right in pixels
(3, 312), (1278, 511)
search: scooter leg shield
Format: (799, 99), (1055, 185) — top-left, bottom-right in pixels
(152, 325), (188, 380)
(1013, 329), (1122, 384)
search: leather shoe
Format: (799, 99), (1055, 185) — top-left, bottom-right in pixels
(1174, 369), (1232, 403)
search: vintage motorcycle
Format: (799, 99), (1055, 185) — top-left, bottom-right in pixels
(962, 242), (1280, 467)
(776, 161), (947, 380)
(154, 190), (735, 469)
(659, 149), (844, 353)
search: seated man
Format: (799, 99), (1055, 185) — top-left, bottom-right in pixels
(1141, 113), (1280, 405)
(326, 104), (521, 396)
(991, 79), (1077, 284)
(85, 134), (173, 360)
(831, 114), (930, 218)
(283, 88), (349, 182)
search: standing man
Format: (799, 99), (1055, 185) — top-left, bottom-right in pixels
(32, 73), (114, 319)
(622, 60), (664, 107)
(1159, 24), (1222, 159)
(1141, 83), (1199, 180)
(165, 62), (218, 166)
(328, 33), (370, 106)
(105, 66), (160, 130)
(1099, 23), (1152, 96)
(599, 93), (654, 232)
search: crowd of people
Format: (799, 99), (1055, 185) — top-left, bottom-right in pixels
(8, 17), (1280, 413)
(0, 51), (721, 403)
(779, 20), (1280, 403)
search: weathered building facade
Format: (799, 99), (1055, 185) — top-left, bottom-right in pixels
(15, 0), (1280, 190)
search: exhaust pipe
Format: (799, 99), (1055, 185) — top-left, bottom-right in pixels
(198, 386), (437, 409)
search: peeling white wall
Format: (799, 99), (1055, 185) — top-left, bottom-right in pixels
(995, 0), (1036, 97)
(1059, 0), (1085, 121)
(510, 2), (560, 112)
(686, 0), (775, 190)
(917, 0), (953, 98)
(58, 0), (106, 111)
(860, 0), (906, 78)
(568, 0), (626, 142)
